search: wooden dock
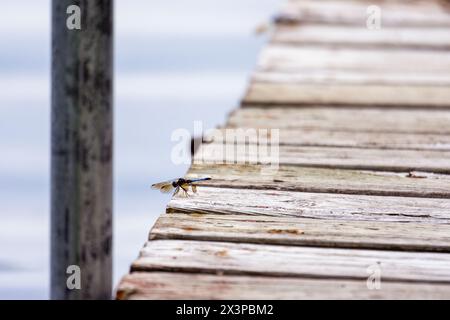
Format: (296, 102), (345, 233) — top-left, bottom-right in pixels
(116, 0), (450, 299)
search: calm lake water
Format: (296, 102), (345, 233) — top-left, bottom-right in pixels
(0, 0), (280, 299)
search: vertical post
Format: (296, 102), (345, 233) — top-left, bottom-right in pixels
(51, 0), (113, 299)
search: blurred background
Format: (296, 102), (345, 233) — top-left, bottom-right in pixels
(0, 0), (280, 299)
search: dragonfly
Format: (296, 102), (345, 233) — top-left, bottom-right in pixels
(151, 177), (211, 197)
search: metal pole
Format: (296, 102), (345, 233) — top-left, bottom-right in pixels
(51, 0), (113, 299)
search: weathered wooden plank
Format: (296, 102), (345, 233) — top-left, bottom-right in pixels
(227, 107), (450, 134)
(116, 272), (450, 300)
(151, 213), (450, 252)
(258, 45), (450, 73)
(252, 70), (450, 86)
(243, 82), (450, 107)
(194, 142), (450, 173)
(132, 240), (450, 283)
(167, 187), (450, 224)
(278, 0), (450, 27)
(272, 25), (450, 49)
(205, 128), (450, 150)
(252, 46), (450, 106)
(186, 164), (450, 198)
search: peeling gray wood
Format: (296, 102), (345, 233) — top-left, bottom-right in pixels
(51, 0), (113, 300)
(205, 127), (450, 150)
(186, 164), (450, 198)
(151, 213), (450, 252)
(278, 0), (450, 27)
(194, 142), (450, 174)
(167, 186), (450, 224)
(272, 25), (450, 50)
(132, 240), (450, 283)
(116, 272), (450, 300)
(243, 82), (450, 108)
(227, 107), (450, 134)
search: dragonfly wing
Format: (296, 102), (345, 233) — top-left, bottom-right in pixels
(180, 182), (189, 188)
(152, 179), (176, 190)
(159, 184), (175, 193)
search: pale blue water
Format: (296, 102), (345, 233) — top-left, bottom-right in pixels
(0, 0), (280, 299)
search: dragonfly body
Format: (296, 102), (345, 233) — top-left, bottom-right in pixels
(152, 177), (211, 197)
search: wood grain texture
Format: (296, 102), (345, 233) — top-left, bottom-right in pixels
(278, 0), (450, 27)
(272, 25), (450, 49)
(167, 186), (450, 224)
(205, 127), (450, 150)
(186, 164), (450, 198)
(252, 70), (450, 87)
(132, 240), (450, 283)
(151, 213), (450, 252)
(116, 272), (450, 300)
(243, 82), (450, 107)
(227, 107), (450, 134)
(258, 45), (450, 73)
(194, 142), (450, 173)
(51, 0), (113, 300)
